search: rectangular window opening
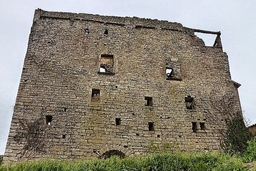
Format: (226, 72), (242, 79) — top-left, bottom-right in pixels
(115, 118), (121, 125)
(91, 89), (100, 102)
(194, 32), (218, 47)
(46, 115), (53, 125)
(185, 96), (194, 109)
(99, 54), (114, 74)
(148, 122), (154, 131)
(145, 96), (153, 106)
(200, 123), (205, 130)
(165, 62), (182, 81)
(192, 122), (197, 133)
(166, 67), (173, 78)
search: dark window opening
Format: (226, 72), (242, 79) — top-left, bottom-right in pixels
(136, 133), (139, 136)
(85, 28), (90, 34)
(92, 89), (100, 102)
(63, 108), (67, 112)
(200, 123), (205, 130)
(62, 134), (66, 139)
(148, 122), (154, 131)
(192, 122), (197, 133)
(115, 118), (121, 125)
(145, 96), (153, 106)
(99, 54), (114, 74)
(104, 29), (108, 35)
(185, 96), (194, 109)
(123, 145), (128, 148)
(166, 67), (173, 78)
(46, 115), (53, 125)
(157, 135), (160, 138)
(99, 150), (125, 159)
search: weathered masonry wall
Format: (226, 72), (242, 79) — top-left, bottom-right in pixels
(4, 9), (242, 161)
(248, 124), (256, 136)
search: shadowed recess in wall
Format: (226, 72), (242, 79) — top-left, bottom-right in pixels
(99, 150), (125, 159)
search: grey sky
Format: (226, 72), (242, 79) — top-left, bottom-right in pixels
(1, 0), (256, 154)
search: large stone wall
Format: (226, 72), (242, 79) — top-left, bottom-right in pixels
(4, 9), (242, 161)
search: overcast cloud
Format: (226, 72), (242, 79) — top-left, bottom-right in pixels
(0, 0), (256, 154)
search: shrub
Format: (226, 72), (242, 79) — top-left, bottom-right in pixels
(0, 156), (2, 166)
(146, 141), (178, 154)
(221, 116), (252, 155)
(243, 137), (256, 162)
(0, 153), (247, 171)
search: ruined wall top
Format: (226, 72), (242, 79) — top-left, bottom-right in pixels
(34, 9), (183, 29)
(34, 9), (222, 48)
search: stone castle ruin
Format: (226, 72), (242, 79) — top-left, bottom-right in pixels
(4, 9), (242, 161)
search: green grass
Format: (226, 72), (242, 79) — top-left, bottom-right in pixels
(0, 152), (251, 171)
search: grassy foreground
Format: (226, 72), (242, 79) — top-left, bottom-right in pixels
(1, 152), (255, 171)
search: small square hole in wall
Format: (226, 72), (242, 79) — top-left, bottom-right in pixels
(62, 134), (66, 139)
(115, 118), (121, 125)
(192, 122), (197, 133)
(85, 28), (90, 34)
(104, 29), (108, 35)
(46, 115), (53, 125)
(185, 96), (194, 109)
(145, 97), (153, 106)
(148, 122), (154, 131)
(200, 123), (205, 130)
(91, 89), (100, 102)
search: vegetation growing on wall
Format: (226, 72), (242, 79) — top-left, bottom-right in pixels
(13, 117), (48, 159)
(221, 115), (252, 155)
